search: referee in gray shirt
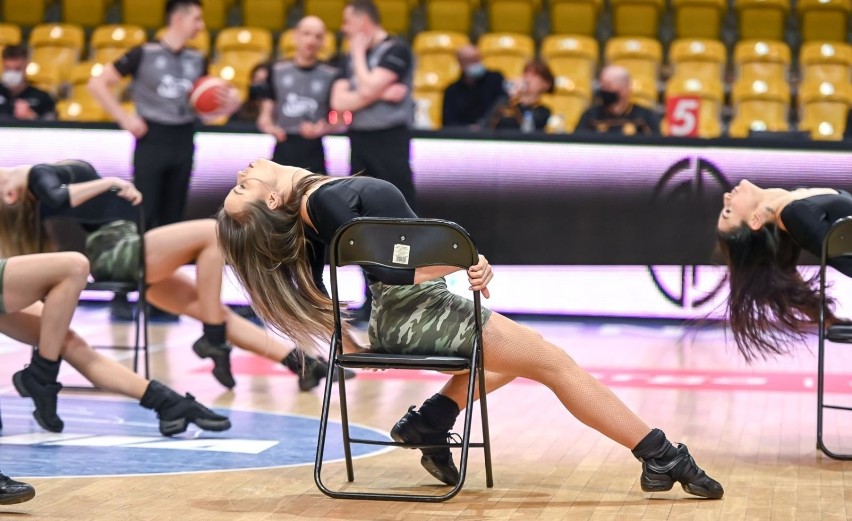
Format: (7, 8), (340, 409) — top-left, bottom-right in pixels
(257, 16), (339, 174)
(89, 0), (239, 229)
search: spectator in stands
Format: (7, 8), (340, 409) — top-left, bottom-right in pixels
(0, 45), (56, 121)
(228, 62), (271, 126)
(442, 45), (505, 128)
(575, 65), (659, 136)
(484, 60), (553, 132)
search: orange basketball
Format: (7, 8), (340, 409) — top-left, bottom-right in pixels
(189, 76), (230, 116)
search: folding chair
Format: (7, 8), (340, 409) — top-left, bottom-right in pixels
(36, 193), (150, 385)
(315, 217), (494, 502)
(817, 216), (852, 460)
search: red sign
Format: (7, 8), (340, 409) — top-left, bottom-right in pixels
(666, 96), (701, 137)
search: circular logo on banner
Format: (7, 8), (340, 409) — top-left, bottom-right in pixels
(647, 157), (733, 309)
(0, 397), (389, 477)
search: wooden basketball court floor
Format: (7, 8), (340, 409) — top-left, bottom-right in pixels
(1, 306), (851, 521)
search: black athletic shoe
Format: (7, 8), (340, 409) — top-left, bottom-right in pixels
(12, 368), (64, 433)
(0, 474), (35, 505)
(640, 443), (724, 499)
(192, 337), (235, 389)
(156, 393), (232, 436)
(391, 406), (460, 486)
(297, 360), (357, 392)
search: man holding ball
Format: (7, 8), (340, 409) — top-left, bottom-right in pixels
(89, 0), (239, 231)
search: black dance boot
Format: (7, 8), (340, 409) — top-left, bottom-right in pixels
(632, 428), (724, 499)
(390, 394), (461, 486)
(282, 351), (356, 392)
(13, 351), (64, 433)
(0, 473), (35, 505)
(192, 323), (235, 389)
(140, 380), (232, 436)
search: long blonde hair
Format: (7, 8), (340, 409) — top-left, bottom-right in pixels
(216, 174), (338, 351)
(0, 185), (42, 257)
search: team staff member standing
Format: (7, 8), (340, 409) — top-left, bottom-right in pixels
(89, 0), (239, 229)
(258, 16), (339, 174)
(331, 0), (414, 205)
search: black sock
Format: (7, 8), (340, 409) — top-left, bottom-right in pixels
(203, 323), (227, 345)
(29, 350), (61, 385)
(631, 428), (679, 462)
(139, 380), (182, 411)
(419, 393), (460, 432)
(282, 350), (303, 374)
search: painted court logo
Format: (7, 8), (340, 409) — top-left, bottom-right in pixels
(0, 397), (388, 477)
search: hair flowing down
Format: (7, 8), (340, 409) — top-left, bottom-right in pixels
(216, 175), (340, 352)
(0, 187), (42, 257)
(718, 223), (836, 363)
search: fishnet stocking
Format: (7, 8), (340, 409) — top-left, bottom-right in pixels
(439, 312), (650, 449)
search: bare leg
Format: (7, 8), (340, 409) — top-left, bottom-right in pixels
(2, 253), (89, 362)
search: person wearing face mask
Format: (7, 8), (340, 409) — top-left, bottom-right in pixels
(227, 62), (271, 126)
(576, 65), (659, 135)
(0, 45), (56, 121)
(484, 60), (553, 132)
(257, 16), (341, 174)
(441, 44), (505, 128)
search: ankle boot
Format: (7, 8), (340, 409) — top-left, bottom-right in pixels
(390, 394), (461, 485)
(140, 380), (232, 436)
(283, 351), (356, 392)
(633, 429), (724, 499)
(192, 336), (235, 389)
(13, 352), (63, 433)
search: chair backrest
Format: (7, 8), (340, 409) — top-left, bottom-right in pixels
(91, 24), (146, 63)
(669, 38), (727, 80)
(824, 217), (852, 262)
(155, 27), (211, 57)
(734, 39), (790, 80)
(798, 80), (851, 140)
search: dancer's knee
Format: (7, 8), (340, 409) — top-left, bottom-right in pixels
(62, 252), (90, 286)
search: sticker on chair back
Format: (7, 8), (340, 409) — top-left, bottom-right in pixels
(392, 244), (410, 264)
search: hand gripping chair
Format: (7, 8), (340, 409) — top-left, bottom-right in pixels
(315, 217), (494, 502)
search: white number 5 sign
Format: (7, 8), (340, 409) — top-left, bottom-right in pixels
(665, 96), (700, 137)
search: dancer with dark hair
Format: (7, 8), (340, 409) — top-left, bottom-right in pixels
(216, 158), (724, 498)
(0, 160), (352, 392)
(717, 179), (852, 362)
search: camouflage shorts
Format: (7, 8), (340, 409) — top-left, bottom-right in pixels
(367, 278), (492, 358)
(85, 220), (141, 283)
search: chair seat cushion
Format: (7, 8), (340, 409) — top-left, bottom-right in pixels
(827, 324), (852, 343)
(338, 352), (471, 371)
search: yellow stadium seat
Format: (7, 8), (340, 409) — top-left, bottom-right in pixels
(0, 24), (22, 48)
(156, 27), (211, 57)
(215, 27), (273, 74)
(489, 0), (541, 35)
(797, 0), (851, 42)
(541, 35), (598, 93)
(304, 0), (346, 32)
(25, 61), (62, 97)
(729, 78), (790, 137)
(413, 31), (469, 86)
(242, 0), (294, 31)
(541, 83), (591, 132)
(91, 25), (146, 64)
(62, 0), (109, 27)
(123, 0), (168, 30)
(663, 75), (724, 137)
(278, 29), (337, 62)
(199, 0), (229, 30)
(734, 0), (789, 41)
(29, 24), (85, 83)
(3, 0), (46, 26)
(605, 37), (662, 108)
(800, 41), (852, 84)
(798, 80), (851, 140)
(375, 0), (415, 35)
(610, 0), (665, 37)
(478, 32), (535, 81)
(550, 0), (602, 36)
(57, 99), (111, 121)
(210, 62), (251, 98)
(425, 0), (477, 33)
(734, 39), (790, 80)
(669, 39), (726, 80)
(671, 0), (727, 39)
(413, 69), (445, 129)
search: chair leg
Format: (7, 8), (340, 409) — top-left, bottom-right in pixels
(477, 364), (494, 488)
(338, 365), (355, 482)
(314, 341), (340, 497)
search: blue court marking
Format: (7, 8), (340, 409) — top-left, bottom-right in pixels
(0, 396), (390, 478)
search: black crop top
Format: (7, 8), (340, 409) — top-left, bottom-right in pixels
(780, 191), (852, 277)
(305, 176), (418, 286)
(28, 160), (134, 229)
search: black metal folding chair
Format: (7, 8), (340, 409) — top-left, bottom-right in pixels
(315, 217), (494, 502)
(817, 216), (852, 460)
(36, 194), (150, 386)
